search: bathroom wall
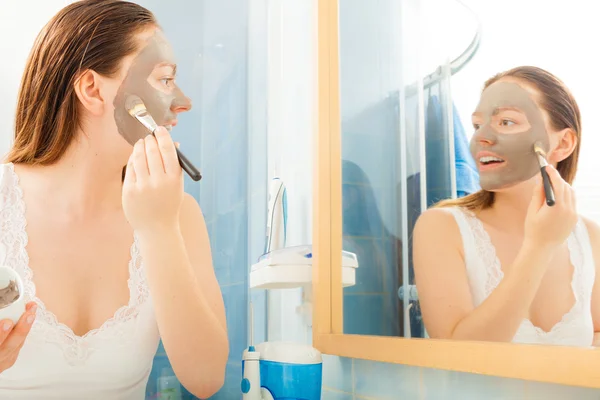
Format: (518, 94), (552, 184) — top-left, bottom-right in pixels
(0, 1), (72, 157)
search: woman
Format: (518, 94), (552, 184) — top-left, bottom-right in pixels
(413, 66), (600, 347)
(0, 1), (228, 398)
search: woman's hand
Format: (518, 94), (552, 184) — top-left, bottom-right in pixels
(524, 165), (578, 250)
(0, 302), (37, 374)
(122, 127), (184, 233)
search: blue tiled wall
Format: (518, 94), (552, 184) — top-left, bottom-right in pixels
(340, 89), (455, 339)
(136, 1), (267, 399)
(341, 103), (402, 336)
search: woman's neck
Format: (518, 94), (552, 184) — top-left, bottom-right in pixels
(15, 133), (126, 219)
(482, 180), (537, 235)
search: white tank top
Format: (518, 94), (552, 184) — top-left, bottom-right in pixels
(445, 206), (595, 347)
(0, 163), (160, 399)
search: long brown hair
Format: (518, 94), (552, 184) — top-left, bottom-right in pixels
(436, 66), (581, 211)
(7, 0), (157, 165)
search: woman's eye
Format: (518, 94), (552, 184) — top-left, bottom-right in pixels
(500, 119), (515, 127)
(160, 78), (175, 88)
(472, 123), (481, 130)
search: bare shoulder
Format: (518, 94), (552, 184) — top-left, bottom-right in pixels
(581, 216), (600, 240)
(413, 207), (464, 262)
(412, 207), (472, 340)
(414, 207), (461, 241)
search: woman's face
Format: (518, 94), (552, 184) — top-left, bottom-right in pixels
(470, 78), (556, 191)
(108, 28), (192, 147)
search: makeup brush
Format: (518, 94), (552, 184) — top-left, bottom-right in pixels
(533, 141), (555, 207)
(125, 95), (202, 181)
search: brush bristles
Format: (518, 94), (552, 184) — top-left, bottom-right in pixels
(125, 95), (146, 116)
(533, 142), (546, 158)
(127, 103), (147, 117)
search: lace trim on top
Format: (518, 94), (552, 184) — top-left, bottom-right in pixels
(4, 163), (150, 365)
(459, 207), (584, 338)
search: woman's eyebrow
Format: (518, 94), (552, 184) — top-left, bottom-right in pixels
(155, 62), (177, 75)
(492, 106), (522, 116)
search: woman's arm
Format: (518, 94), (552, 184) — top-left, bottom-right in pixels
(582, 217), (600, 346)
(138, 193), (228, 398)
(413, 208), (554, 342)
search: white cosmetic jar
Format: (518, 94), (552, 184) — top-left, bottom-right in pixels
(0, 266), (26, 324)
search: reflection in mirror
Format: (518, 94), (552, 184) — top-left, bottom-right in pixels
(339, 0), (599, 348)
(413, 66), (592, 347)
(339, 0), (475, 338)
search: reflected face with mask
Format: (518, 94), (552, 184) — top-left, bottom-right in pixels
(112, 29), (192, 147)
(470, 80), (552, 191)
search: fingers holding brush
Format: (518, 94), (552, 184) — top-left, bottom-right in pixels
(565, 180), (577, 211)
(154, 127), (181, 177)
(122, 131), (184, 233)
(525, 164), (578, 249)
(124, 159), (137, 185)
(542, 165), (578, 225)
(131, 139), (149, 184)
(144, 133), (166, 176)
(544, 164), (562, 203)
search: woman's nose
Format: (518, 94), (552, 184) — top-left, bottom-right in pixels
(171, 88), (192, 113)
(474, 125), (497, 146)
(477, 137), (494, 146)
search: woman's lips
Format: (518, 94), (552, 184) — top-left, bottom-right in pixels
(475, 151), (506, 172)
(163, 120), (178, 132)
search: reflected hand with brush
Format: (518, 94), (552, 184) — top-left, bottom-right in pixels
(533, 141), (555, 206)
(524, 163), (577, 249)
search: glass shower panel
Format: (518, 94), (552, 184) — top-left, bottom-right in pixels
(339, 0), (412, 337)
(340, 0), (475, 338)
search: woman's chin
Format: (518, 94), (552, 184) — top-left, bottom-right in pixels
(485, 178), (537, 194)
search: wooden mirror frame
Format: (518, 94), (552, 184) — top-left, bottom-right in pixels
(311, 0), (600, 388)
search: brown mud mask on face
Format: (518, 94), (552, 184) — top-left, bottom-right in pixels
(470, 82), (551, 190)
(113, 31), (190, 145)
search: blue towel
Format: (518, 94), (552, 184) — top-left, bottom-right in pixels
(425, 96), (480, 202)
(452, 103), (480, 197)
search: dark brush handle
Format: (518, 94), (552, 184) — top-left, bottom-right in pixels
(540, 165), (555, 207)
(176, 147), (202, 181)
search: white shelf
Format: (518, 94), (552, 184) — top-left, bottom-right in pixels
(249, 245), (358, 290)
(250, 264), (357, 290)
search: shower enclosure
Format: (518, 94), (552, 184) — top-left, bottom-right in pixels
(339, 0), (482, 338)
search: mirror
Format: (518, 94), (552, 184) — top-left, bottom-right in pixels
(337, 0), (600, 350)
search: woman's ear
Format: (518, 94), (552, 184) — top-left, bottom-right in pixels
(549, 128), (577, 163)
(73, 70), (105, 116)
